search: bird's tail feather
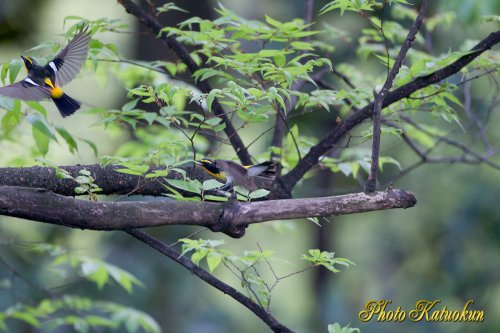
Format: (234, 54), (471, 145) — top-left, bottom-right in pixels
(53, 93), (81, 117)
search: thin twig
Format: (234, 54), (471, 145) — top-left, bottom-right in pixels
(96, 58), (168, 75)
(365, 0), (430, 192)
(398, 115), (500, 171)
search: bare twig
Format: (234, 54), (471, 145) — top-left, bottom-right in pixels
(365, 0), (429, 192)
(96, 57), (168, 75)
(398, 115), (500, 171)
(382, 119), (500, 183)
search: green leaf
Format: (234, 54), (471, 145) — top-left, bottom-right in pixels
(141, 112), (157, 126)
(79, 258), (143, 293)
(328, 323), (360, 333)
(1, 111), (21, 138)
(290, 41), (314, 51)
(81, 261), (109, 289)
(265, 15), (282, 28)
(274, 54), (286, 66)
(27, 113), (58, 141)
(56, 126), (78, 153)
(320, 0), (375, 15)
(206, 251), (222, 272)
(1, 63), (9, 84)
(122, 98), (139, 112)
(10, 311), (41, 328)
(82, 139), (98, 156)
(9, 59), (22, 84)
(249, 189), (270, 199)
(206, 89), (218, 112)
(115, 163), (149, 176)
(79, 169), (91, 177)
(337, 162), (353, 177)
(375, 54), (395, 68)
(106, 265), (144, 294)
(74, 186), (87, 194)
(115, 168), (144, 176)
(258, 49), (282, 58)
(0, 314), (7, 331)
(32, 126), (50, 155)
(26, 101), (48, 117)
(85, 315), (117, 329)
(203, 179), (224, 190)
(204, 117), (223, 126)
(191, 250), (208, 265)
(379, 156), (401, 171)
(302, 249), (355, 273)
(306, 217), (322, 226)
(165, 178), (202, 194)
(145, 169), (169, 179)
(203, 195), (228, 202)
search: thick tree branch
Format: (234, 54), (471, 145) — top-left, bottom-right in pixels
(365, 0), (429, 192)
(0, 186), (416, 238)
(0, 164), (208, 197)
(127, 229), (294, 333)
(0, 164), (277, 198)
(116, 0), (252, 165)
(280, 29), (500, 192)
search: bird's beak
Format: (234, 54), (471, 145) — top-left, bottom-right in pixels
(20, 56), (31, 66)
(194, 160), (202, 166)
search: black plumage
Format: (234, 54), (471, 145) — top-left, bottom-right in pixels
(0, 27), (91, 117)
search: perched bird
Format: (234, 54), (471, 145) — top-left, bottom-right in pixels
(0, 27), (91, 117)
(197, 159), (277, 192)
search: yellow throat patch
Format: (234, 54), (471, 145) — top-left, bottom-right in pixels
(201, 167), (226, 181)
(199, 160), (226, 181)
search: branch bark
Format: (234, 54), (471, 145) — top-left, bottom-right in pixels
(127, 229), (294, 333)
(279, 29), (500, 192)
(365, 0), (429, 192)
(0, 164), (208, 197)
(116, 0), (252, 165)
(0, 164), (278, 198)
(0, 186), (416, 238)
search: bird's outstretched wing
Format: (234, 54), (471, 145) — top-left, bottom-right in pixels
(47, 27), (91, 86)
(246, 161), (276, 179)
(0, 80), (50, 101)
(219, 160), (257, 191)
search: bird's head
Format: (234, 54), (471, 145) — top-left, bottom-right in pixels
(20, 56), (37, 70)
(196, 159), (222, 177)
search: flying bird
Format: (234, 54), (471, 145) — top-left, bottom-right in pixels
(0, 27), (91, 117)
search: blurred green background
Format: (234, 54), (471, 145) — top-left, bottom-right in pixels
(0, 0), (499, 332)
